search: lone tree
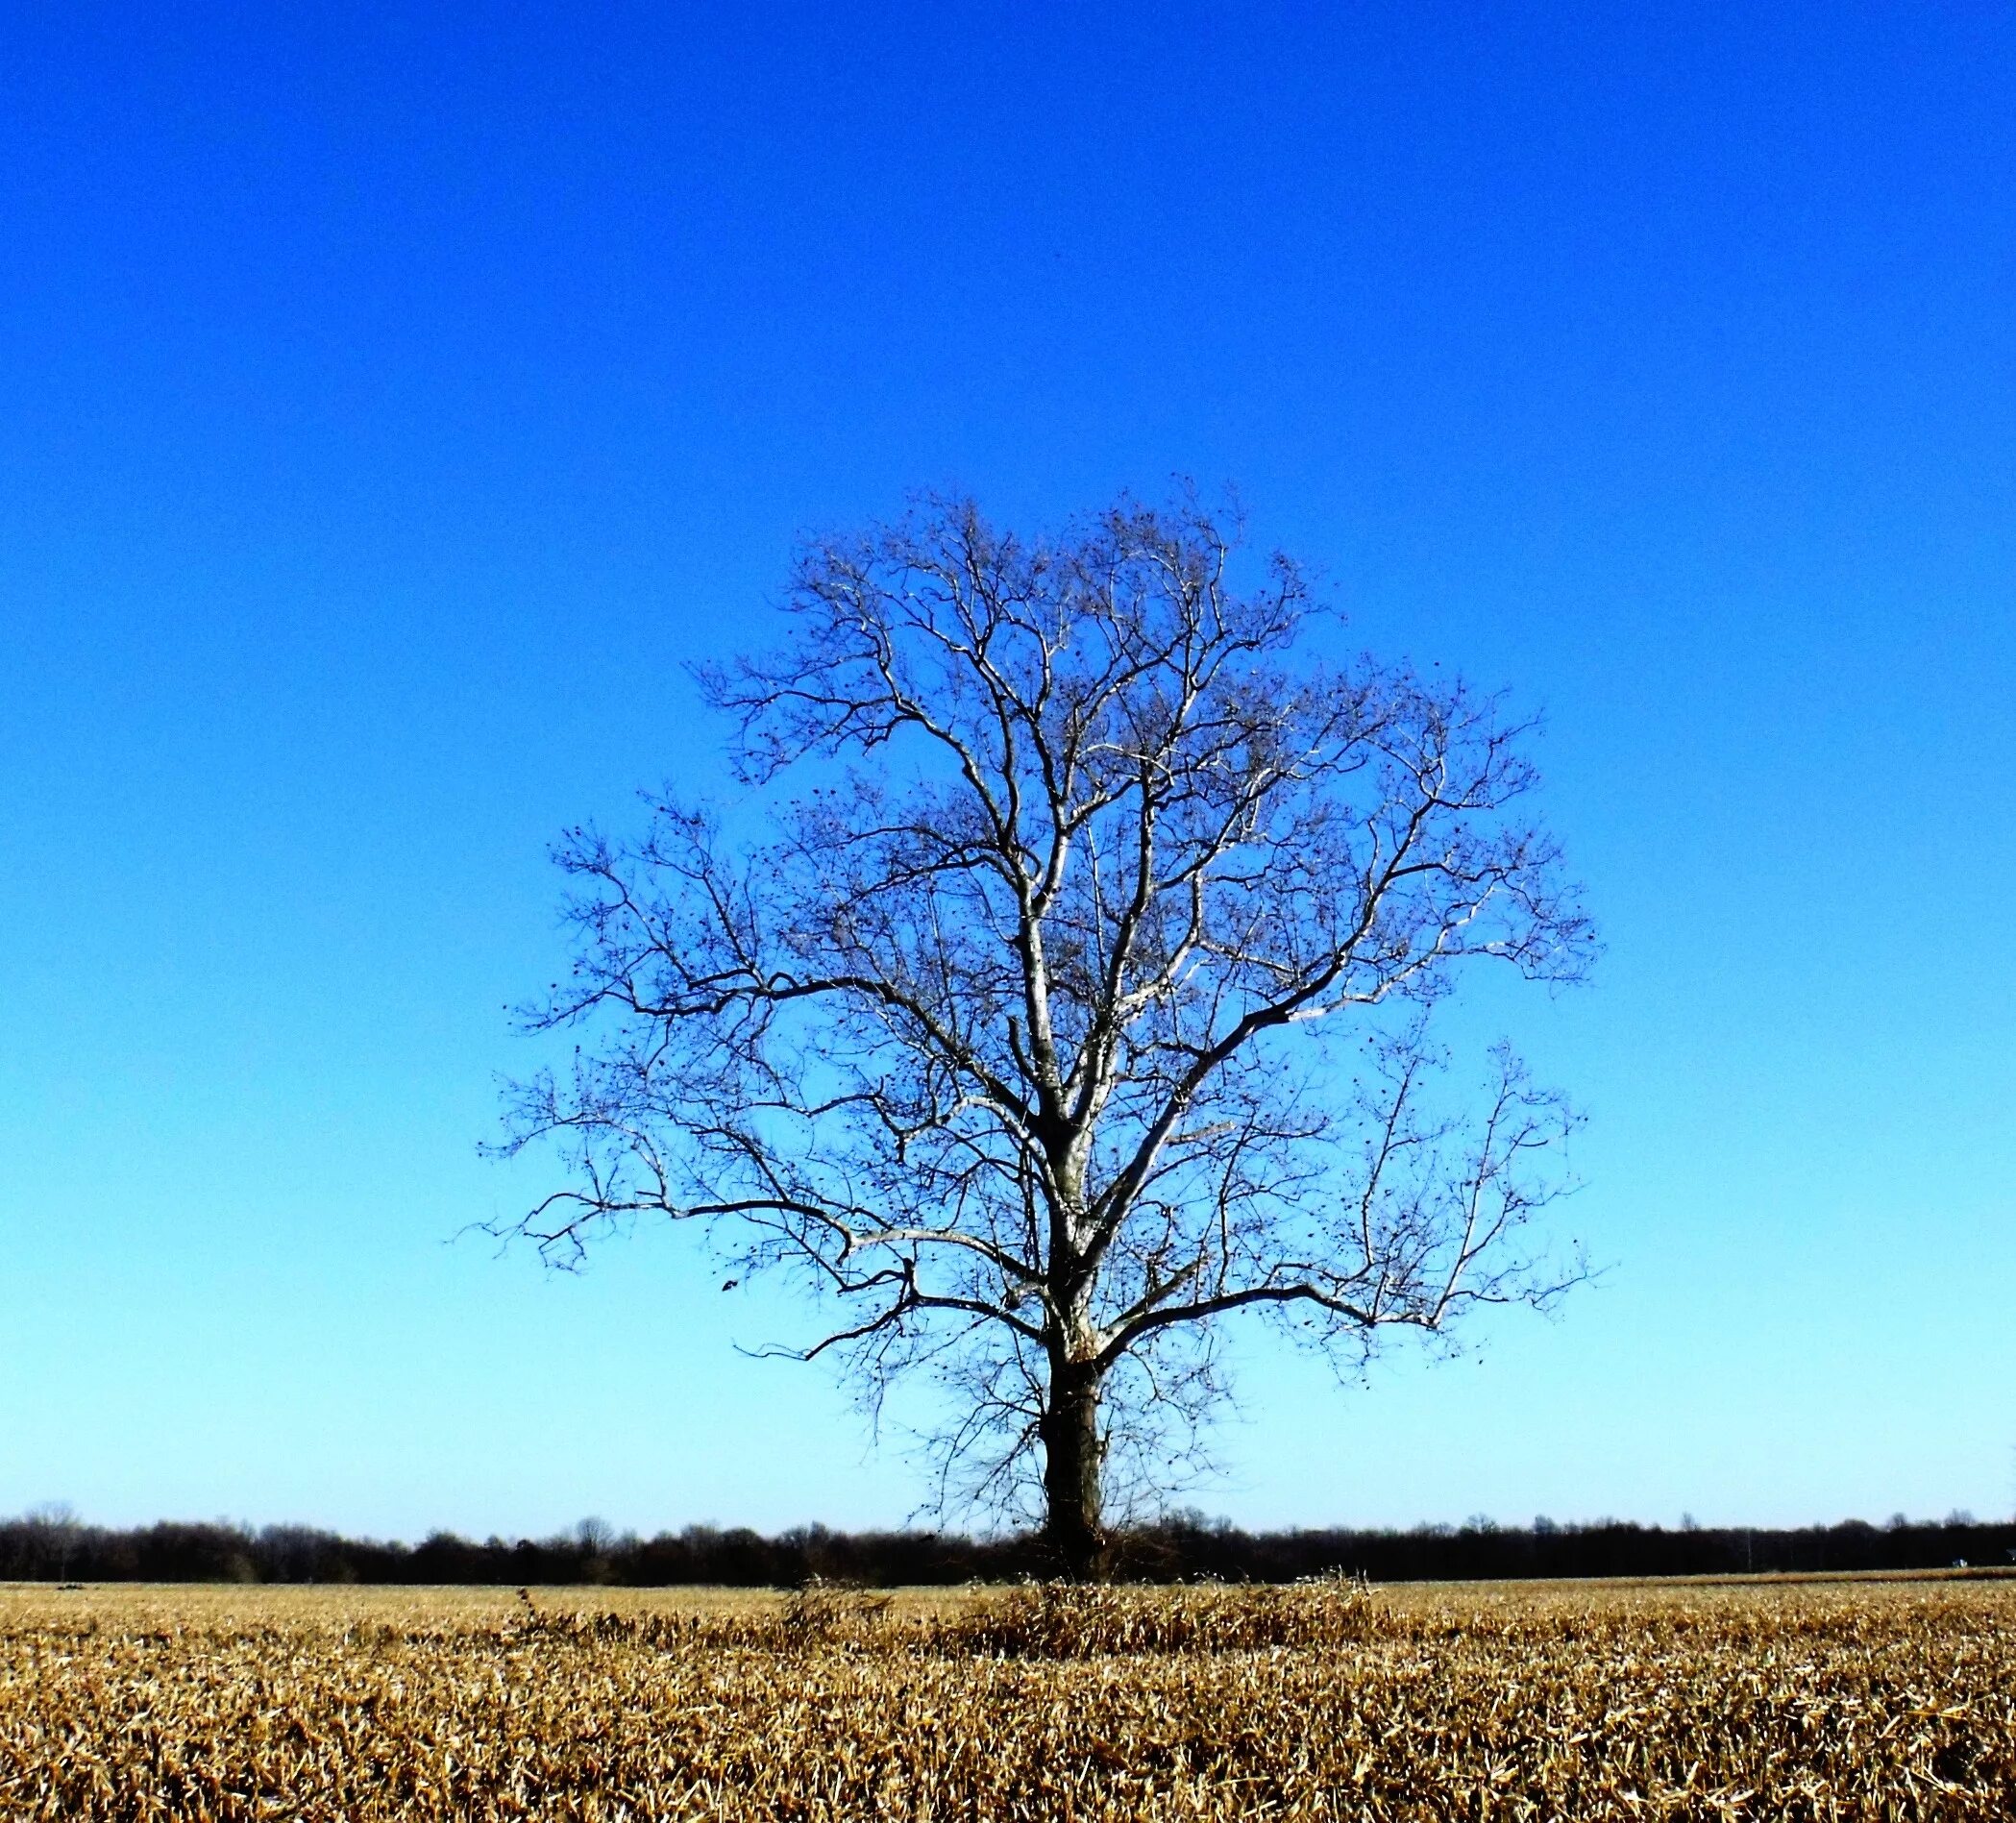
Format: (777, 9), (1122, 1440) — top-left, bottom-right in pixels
(499, 492), (1593, 1578)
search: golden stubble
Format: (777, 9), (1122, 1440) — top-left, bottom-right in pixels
(2, 1575), (2012, 1818)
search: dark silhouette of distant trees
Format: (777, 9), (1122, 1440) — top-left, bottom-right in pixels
(4, 1509), (2011, 1588)
(496, 491), (1593, 1577)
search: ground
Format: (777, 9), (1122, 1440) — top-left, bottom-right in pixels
(3, 1574), (2012, 1818)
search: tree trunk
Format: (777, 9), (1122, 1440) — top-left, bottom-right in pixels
(1040, 1362), (1107, 1580)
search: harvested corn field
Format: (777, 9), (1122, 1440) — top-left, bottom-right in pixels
(3, 1576), (2013, 1819)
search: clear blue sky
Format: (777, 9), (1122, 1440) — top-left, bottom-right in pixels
(3, 2), (2011, 1541)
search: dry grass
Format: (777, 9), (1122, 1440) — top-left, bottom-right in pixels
(2, 1575), (2012, 1818)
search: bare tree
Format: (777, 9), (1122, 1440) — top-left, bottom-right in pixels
(496, 491), (1594, 1578)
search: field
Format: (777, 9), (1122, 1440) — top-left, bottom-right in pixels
(3, 1576), (2013, 1819)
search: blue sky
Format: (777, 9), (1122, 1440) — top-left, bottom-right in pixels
(2, 1), (2012, 1540)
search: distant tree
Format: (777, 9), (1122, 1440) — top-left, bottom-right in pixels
(496, 491), (1593, 1578)
(21, 1504), (81, 1581)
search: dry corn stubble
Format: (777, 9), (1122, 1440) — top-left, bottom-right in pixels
(2, 1576), (2012, 1819)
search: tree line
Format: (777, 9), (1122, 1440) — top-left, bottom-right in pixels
(5, 1511), (2010, 1588)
